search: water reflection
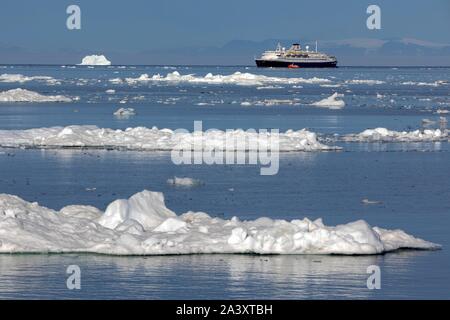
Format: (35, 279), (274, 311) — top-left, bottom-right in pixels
(0, 251), (436, 299)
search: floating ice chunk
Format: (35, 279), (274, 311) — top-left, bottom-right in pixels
(362, 198), (383, 205)
(167, 177), (202, 187)
(436, 109), (449, 114)
(342, 128), (448, 142)
(105, 89), (116, 94)
(311, 93), (345, 109)
(79, 54), (111, 66)
(0, 74), (60, 85)
(0, 190), (440, 255)
(345, 79), (385, 85)
(0, 88), (74, 103)
(117, 71), (331, 86)
(0, 125), (339, 152)
(113, 107), (136, 118)
(241, 99), (301, 107)
(401, 80), (447, 87)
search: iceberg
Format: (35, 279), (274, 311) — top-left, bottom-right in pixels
(342, 128), (448, 142)
(0, 125), (339, 152)
(311, 93), (345, 109)
(0, 190), (440, 255)
(79, 54), (111, 66)
(0, 88), (74, 103)
(112, 71), (331, 86)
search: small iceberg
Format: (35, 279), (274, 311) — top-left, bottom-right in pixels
(79, 54), (111, 66)
(113, 107), (136, 118)
(167, 177), (202, 187)
(0, 190), (440, 255)
(311, 93), (345, 109)
(342, 128), (448, 142)
(0, 88), (74, 103)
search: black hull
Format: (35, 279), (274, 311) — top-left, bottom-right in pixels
(255, 59), (337, 68)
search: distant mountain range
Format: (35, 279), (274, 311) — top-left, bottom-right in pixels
(1, 38), (450, 66)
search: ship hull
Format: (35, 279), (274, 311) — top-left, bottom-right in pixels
(255, 59), (337, 68)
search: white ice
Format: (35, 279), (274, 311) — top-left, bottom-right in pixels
(111, 71), (331, 86)
(345, 79), (385, 85)
(79, 54), (111, 66)
(0, 190), (440, 255)
(167, 177), (202, 187)
(113, 107), (136, 118)
(0, 74), (60, 85)
(311, 93), (345, 109)
(342, 128), (448, 142)
(0, 88), (74, 103)
(0, 125), (339, 152)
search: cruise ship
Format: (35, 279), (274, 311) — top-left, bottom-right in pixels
(255, 42), (337, 68)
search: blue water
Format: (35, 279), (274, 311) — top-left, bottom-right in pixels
(0, 66), (449, 299)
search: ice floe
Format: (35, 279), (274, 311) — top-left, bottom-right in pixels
(0, 125), (338, 151)
(79, 54), (111, 66)
(311, 93), (345, 109)
(0, 88), (74, 103)
(111, 71), (331, 86)
(0, 74), (60, 85)
(167, 177), (202, 187)
(345, 79), (385, 85)
(241, 99), (301, 107)
(113, 107), (136, 118)
(0, 190), (440, 255)
(342, 128), (448, 142)
(401, 80), (448, 87)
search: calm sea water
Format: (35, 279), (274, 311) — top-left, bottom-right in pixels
(0, 65), (449, 299)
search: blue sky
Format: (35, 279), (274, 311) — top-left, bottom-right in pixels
(0, 0), (449, 64)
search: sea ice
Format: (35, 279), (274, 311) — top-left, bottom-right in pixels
(167, 177), (202, 187)
(112, 71), (331, 86)
(0, 88), (74, 103)
(0, 74), (60, 85)
(342, 128), (448, 142)
(79, 54), (111, 66)
(113, 107), (136, 118)
(0, 125), (339, 152)
(0, 190), (440, 255)
(311, 93), (345, 109)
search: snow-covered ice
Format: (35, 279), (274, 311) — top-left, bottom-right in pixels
(311, 93), (345, 109)
(0, 88), (74, 103)
(345, 79), (385, 85)
(0, 74), (60, 85)
(113, 107), (136, 118)
(0, 190), (440, 255)
(167, 177), (202, 187)
(79, 54), (111, 66)
(342, 128), (448, 142)
(0, 125), (339, 151)
(111, 71), (331, 86)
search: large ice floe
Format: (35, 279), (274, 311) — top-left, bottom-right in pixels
(0, 190), (440, 254)
(311, 93), (345, 109)
(79, 54), (111, 66)
(0, 74), (60, 85)
(342, 128), (448, 142)
(0, 125), (338, 151)
(0, 88), (74, 103)
(111, 71), (331, 86)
